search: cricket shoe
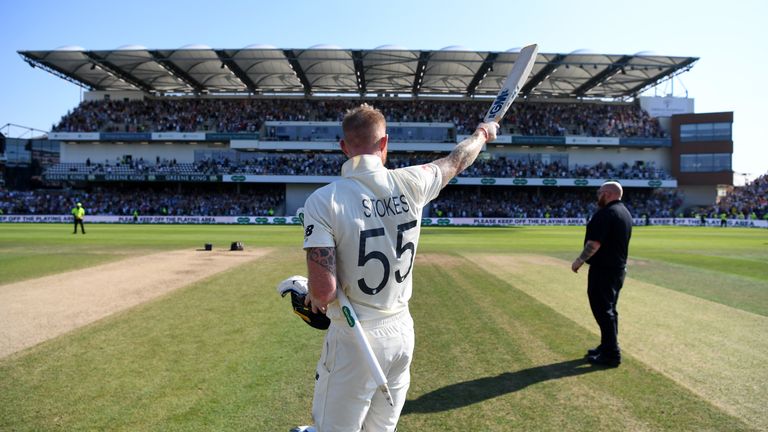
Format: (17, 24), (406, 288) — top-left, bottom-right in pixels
(587, 353), (621, 368)
(290, 426), (317, 432)
(585, 345), (602, 357)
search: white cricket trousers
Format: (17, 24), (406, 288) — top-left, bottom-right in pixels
(312, 310), (414, 432)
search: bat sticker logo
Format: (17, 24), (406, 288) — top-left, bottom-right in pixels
(487, 88), (510, 117)
(342, 306), (355, 327)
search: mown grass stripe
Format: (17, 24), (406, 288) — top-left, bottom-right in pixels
(0, 252), (124, 285)
(625, 257), (768, 316)
(634, 252), (768, 281)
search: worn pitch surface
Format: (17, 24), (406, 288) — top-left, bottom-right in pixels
(0, 248), (269, 359)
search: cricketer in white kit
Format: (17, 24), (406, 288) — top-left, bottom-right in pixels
(302, 104), (497, 431)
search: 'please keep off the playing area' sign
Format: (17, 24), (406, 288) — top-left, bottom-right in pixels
(2, 216), (765, 228)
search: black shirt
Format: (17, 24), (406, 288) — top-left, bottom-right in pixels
(585, 200), (633, 268)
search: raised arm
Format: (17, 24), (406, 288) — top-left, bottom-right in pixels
(433, 122), (499, 188)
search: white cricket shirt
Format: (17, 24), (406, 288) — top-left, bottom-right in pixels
(303, 154), (443, 321)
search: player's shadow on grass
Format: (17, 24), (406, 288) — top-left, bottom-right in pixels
(402, 358), (597, 414)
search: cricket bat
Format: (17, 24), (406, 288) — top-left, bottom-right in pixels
(484, 44), (538, 123)
(335, 287), (395, 407)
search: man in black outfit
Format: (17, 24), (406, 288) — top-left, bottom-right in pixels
(571, 181), (632, 367)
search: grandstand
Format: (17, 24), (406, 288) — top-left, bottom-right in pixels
(0, 45), (747, 225)
(0, 131), (5, 187)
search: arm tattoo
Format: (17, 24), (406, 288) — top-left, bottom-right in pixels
(447, 135), (484, 172)
(308, 247), (336, 275)
(578, 241), (599, 262)
(434, 132), (485, 187)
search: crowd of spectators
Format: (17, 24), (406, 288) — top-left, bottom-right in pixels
(703, 173), (768, 219)
(2, 186), (683, 219)
(426, 188), (683, 219)
(50, 153), (671, 180)
(195, 153), (344, 177)
(389, 155), (669, 180)
(53, 98), (666, 138)
(78, 156), (186, 175)
(19, 170), (767, 221)
(0, 186), (283, 217)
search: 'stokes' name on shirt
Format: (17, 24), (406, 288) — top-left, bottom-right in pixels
(362, 195), (410, 218)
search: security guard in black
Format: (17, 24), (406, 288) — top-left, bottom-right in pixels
(571, 181), (632, 367)
(585, 200), (632, 268)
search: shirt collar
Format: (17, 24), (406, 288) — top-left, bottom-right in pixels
(341, 154), (384, 177)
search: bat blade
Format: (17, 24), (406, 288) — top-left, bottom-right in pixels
(336, 287), (395, 407)
(484, 44), (539, 123)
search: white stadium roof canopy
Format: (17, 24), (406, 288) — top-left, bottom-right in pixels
(18, 46), (698, 99)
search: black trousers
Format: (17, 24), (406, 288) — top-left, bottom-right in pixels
(587, 266), (626, 357)
(73, 217), (85, 233)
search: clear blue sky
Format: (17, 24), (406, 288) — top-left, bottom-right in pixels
(2, 0), (766, 180)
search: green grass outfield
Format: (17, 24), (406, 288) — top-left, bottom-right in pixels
(0, 223), (766, 431)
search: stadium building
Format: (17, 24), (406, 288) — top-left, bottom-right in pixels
(1, 45), (738, 224)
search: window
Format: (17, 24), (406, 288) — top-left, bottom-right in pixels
(680, 153), (731, 172)
(712, 122), (732, 140)
(680, 124), (696, 142)
(713, 153), (731, 171)
(4, 139), (32, 167)
(680, 122), (732, 142)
